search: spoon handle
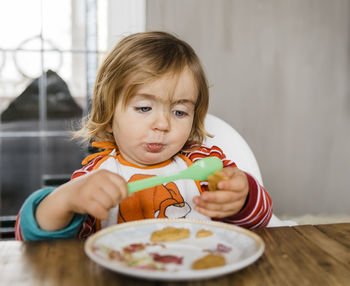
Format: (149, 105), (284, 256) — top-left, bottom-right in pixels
(127, 157), (223, 193)
(127, 173), (182, 194)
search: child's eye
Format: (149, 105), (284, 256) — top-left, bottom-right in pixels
(173, 110), (187, 117)
(135, 106), (151, 113)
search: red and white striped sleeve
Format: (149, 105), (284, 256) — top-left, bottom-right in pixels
(71, 156), (103, 179)
(15, 214), (23, 241)
(186, 145), (273, 228)
(221, 172), (273, 228)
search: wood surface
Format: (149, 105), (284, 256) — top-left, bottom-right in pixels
(1, 224), (350, 286)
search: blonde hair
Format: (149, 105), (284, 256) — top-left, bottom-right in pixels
(75, 31), (210, 149)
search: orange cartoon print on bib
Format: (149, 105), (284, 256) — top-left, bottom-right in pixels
(118, 174), (191, 223)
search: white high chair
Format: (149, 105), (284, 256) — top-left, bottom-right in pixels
(204, 114), (295, 227)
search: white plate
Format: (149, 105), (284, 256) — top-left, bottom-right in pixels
(84, 218), (264, 281)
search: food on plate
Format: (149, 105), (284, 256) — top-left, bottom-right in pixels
(204, 243), (232, 254)
(207, 171), (229, 191)
(150, 253), (183, 264)
(123, 243), (146, 253)
(93, 224), (234, 272)
(150, 226), (190, 242)
(192, 253), (226, 270)
(195, 229), (213, 238)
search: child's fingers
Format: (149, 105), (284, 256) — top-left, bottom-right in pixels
(217, 171), (248, 191)
(101, 176), (128, 205)
(107, 172), (129, 200)
(194, 203), (243, 219)
(210, 167), (248, 191)
(196, 199), (242, 212)
(86, 201), (110, 220)
(90, 170), (128, 205)
(199, 190), (246, 204)
(193, 190), (247, 218)
(218, 166), (236, 177)
(194, 195), (245, 213)
(92, 187), (116, 210)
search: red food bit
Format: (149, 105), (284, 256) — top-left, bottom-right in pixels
(150, 253), (183, 264)
(123, 243), (145, 253)
(204, 243), (232, 254)
(217, 243), (232, 253)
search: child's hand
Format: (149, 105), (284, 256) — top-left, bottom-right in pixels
(193, 167), (249, 218)
(62, 169), (129, 219)
(36, 169), (129, 231)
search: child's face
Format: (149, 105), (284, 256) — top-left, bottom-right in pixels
(109, 68), (197, 166)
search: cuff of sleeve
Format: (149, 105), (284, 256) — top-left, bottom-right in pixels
(19, 187), (87, 241)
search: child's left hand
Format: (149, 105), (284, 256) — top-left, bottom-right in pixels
(193, 167), (249, 218)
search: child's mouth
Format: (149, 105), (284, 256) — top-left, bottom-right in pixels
(145, 143), (164, 153)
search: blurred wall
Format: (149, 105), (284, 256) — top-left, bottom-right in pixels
(146, 0), (350, 216)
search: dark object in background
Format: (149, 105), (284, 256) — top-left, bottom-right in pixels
(1, 70), (83, 121)
(0, 70), (86, 217)
(0, 216), (16, 240)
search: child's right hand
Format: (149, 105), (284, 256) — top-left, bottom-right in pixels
(35, 169), (129, 231)
(63, 169), (129, 219)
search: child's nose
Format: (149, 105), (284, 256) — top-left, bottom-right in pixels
(152, 112), (170, 131)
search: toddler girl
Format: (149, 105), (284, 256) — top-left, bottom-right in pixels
(15, 31), (272, 240)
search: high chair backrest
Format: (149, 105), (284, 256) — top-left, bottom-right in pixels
(204, 114), (263, 185)
(204, 114), (297, 227)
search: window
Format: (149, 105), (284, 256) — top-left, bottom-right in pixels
(0, 0), (108, 216)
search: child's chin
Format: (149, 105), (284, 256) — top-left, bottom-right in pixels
(142, 154), (169, 165)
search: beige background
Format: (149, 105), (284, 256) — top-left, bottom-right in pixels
(144, 0), (350, 217)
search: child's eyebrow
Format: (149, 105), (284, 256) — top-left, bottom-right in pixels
(134, 93), (196, 106)
(133, 93), (157, 101)
(172, 99), (196, 106)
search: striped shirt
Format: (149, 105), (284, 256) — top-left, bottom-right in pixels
(15, 144), (272, 241)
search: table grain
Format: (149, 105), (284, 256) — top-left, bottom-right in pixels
(1, 223), (350, 286)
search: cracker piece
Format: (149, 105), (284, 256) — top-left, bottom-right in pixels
(192, 254), (226, 270)
(207, 171), (229, 191)
(150, 226), (190, 242)
(196, 229), (213, 238)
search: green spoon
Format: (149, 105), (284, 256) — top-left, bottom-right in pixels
(127, 157), (223, 194)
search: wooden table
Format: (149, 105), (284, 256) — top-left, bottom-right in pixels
(1, 223), (350, 286)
